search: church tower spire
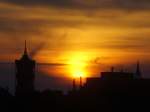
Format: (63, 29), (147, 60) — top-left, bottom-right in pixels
(22, 40), (29, 60)
(15, 41), (35, 96)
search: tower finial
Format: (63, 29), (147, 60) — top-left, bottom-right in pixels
(24, 40), (27, 55)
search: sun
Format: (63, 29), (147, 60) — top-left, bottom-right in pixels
(67, 53), (87, 78)
(73, 70), (84, 78)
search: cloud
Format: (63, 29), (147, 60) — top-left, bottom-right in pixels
(0, 0), (76, 9)
(0, 0), (149, 64)
(0, 19), (42, 37)
(1, 0), (150, 10)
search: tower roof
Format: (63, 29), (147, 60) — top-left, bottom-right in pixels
(21, 40), (30, 60)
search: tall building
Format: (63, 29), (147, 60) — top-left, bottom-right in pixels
(15, 41), (35, 96)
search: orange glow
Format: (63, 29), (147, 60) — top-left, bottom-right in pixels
(67, 53), (88, 78)
(0, 2), (149, 79)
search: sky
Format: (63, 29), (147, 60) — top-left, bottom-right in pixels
(0, 0), (150, 78)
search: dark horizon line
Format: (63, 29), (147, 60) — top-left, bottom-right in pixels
(0, 61), (67, 66)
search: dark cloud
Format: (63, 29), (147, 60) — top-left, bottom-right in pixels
(114, 0), (150, 10)
(0, 19), (44, 38)
(38, 63), (67, 66)
(1, 0), (76, 8)
(1, 0), (150, 10)
(30, 42), (46, 58)
(92, 43), (148, 51)
(0, 16), (88, 38)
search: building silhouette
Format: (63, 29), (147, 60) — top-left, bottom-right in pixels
(69, 65), (143, 94)
(135, 61), (142, 79)
(72, 78), (76, 91)
(83, 65), (143, 94)
(15, 41), (35, 96)
(0, 41), (149, 112)
(101, 67), (134, 80)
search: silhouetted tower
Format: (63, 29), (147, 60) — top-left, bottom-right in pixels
(72, 78), (76, 91)
(135, 61), (142, 79)
(80, 76), (82, 89)
(111, 67), (114, 72)
(15, 41), (35, 96)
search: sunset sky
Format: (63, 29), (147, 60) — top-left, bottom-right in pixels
(0, 0), (150, 78)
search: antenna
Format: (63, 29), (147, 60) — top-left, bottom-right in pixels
(24, 40), (27, 55)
